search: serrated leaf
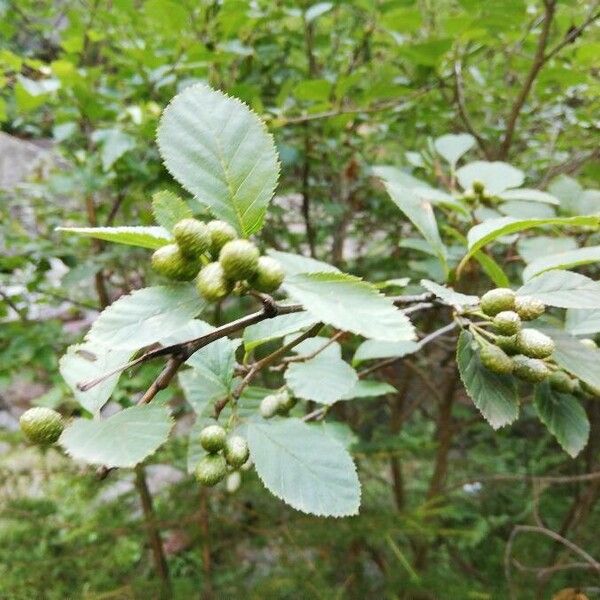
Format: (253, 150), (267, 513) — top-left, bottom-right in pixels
(243, 312), (318, 351)
(283, 272), (416, 342)
(151, 190), (193, 231)
(353, 339), (420, 363)
(377, 178), (447, 274)
(421, 279), (479, 307)
(267, 249), (340, 277)
(535, 382), (589, 458)
(57, 226), (171, 249)
(285, 352), (358, 405)
(59, 405), (173, 468)
(456, 161), (524, 194)
(341, 379), (396, 399)
(565, 309), (600, 335)
(157, 83), (279, 236)
(522, 246), (600, 282)
(517, 236), (577, 263)
(456, 331), (518, 429)
(86, 285), (205, 350)
(544, 328), (600, 389)
(59, 343), (131, 414)
(517, 270), (600, 309)
(463, 216), (599, 263)
(433, 133), (474, 167)
(245, 418), (360, 517)
(498, 188), (559, 205)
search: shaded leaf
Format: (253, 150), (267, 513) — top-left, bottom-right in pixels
(517, 270), (600, 309)
(57, 226), (171, 249)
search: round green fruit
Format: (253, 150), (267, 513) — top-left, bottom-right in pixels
(493, 311), (521, 336)
(512, 355), (550, 383)
(549, 371), (577, 394)
(152, 244), (200, 281)
(207, 220), (237, 256)
(20, 407), (64, 445)
(195, 454), (227, 486)
(480, 288), (516, 316)
(173, 218), (211, 257)
(479, 344), (513, 374)
(219, 239), (260, 281)
(580, 338), (598, 350)
(196, 262), (232, 302)
(199, 424), (227, 453)
(275, 389), (296, 414)
(514, 296), (545, 321)
(516, 328), (555, 359)
(260, 394), (280, 419)
(250, 256), (285, 293)
(224, 435), (250, 468)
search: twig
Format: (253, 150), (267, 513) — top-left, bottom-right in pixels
(544, 4), (600, 62)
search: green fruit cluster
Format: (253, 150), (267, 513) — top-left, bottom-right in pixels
(195, 423), (250, 487)
(20, 407), (65, 446)
(260, 389), (296, 419)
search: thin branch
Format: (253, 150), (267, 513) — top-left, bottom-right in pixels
(544, 5), (600, 62)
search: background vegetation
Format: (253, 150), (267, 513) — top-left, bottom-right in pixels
(1, 0), (599, 598)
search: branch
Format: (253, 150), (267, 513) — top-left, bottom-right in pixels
(498, 0), (557, 159)
(544, 4), (600, 62)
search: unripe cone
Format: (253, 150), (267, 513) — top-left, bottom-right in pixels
(224, 435), (250, 468)
(196, 262), (232, 302)
(512, 355), (550, 383)
(496, 334), (519, 355)
(226, 471), (242, 493)
(581, 381), (600, 398)
(260, 394), (280, 419)
(195, 454), (227, 486)
(276, 389), (296, 414)
(219, 239), (260, 281)
(173, 218), (211, 257)
(514, 296), (545, 321)
(479, 344), (513, 374)
(472, 180), (485, 195)
(493, 311), (521, 336)
(580, 338), (598, 350)
(199, 424), (226, 453)
(549, 371), (577, 394)
(20, 407), (64, 445)
(480, 288), (516, 316)
(250, 256), (285, 293)
(516, 328), (555, 359)
(207, 220), (237, 256)
(152, 244), (200, 281)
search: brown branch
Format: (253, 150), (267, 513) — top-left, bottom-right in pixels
(498, 0), (557, 159)
(544, 5), (600, 62)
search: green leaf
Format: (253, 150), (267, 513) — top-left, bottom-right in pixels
(157, 83), (279, 236)
(535, 382), (589, 458)
(245, 418), (360, 517)
(285, 346), (358, 405)
(517, 270), (600, 309)
(59, 405), (173, 468)
(421, 279), (479, 307)
(305, 2), (333, 22)
(56, 226), (171, 249)
(341, 379), (396, 399)
(498, 188), (559, 205)
(473, 251), (511, 287)
(565, 309), (600, 336)
(86, 285), (205, 350)
(267, 250), (340, 277)
(544, 328), (600, 389)
(499, 200), (555, 220)
(353, 339), (420, 363)
(151, 190), (193, 231)
(463, 215), (599, 263)
(283, 272), (416, 342)
(433, 133), (474, 168)
(456, 161), (524, 194)
(59, 343), (131, 415)
(456, 331), (518, 429)
(91, 128), (135, 171)
(517, 236), (577, 263)
(243, 312), (318, 351)
(522, 246), (600, 282)
(377, 178), (447, 274)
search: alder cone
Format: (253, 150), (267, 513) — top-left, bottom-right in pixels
(195, 454), (227, 486)
(196, 262), (232, 302)
(512, 355), (550, 383)
(493, 311), (521, 336)
(173, 218), (211, 257)
(515, 328), (555, 359)
(514, 296), (545, 321)
(250, 256), (285, 293)
(549, 371), (577, 394)
(479, 344), (513, 374)
(199, 424), (227, 453)
(219, 239), (260, 281)
(480, 288), (516, 316)
(260, 394), (280, 419)
(207, 220), (237, 256)
(223, 436), (250, 468)
(495, 334), (519, 355)
(20, 407), (64, 445)
(152, 244), (200, 281)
